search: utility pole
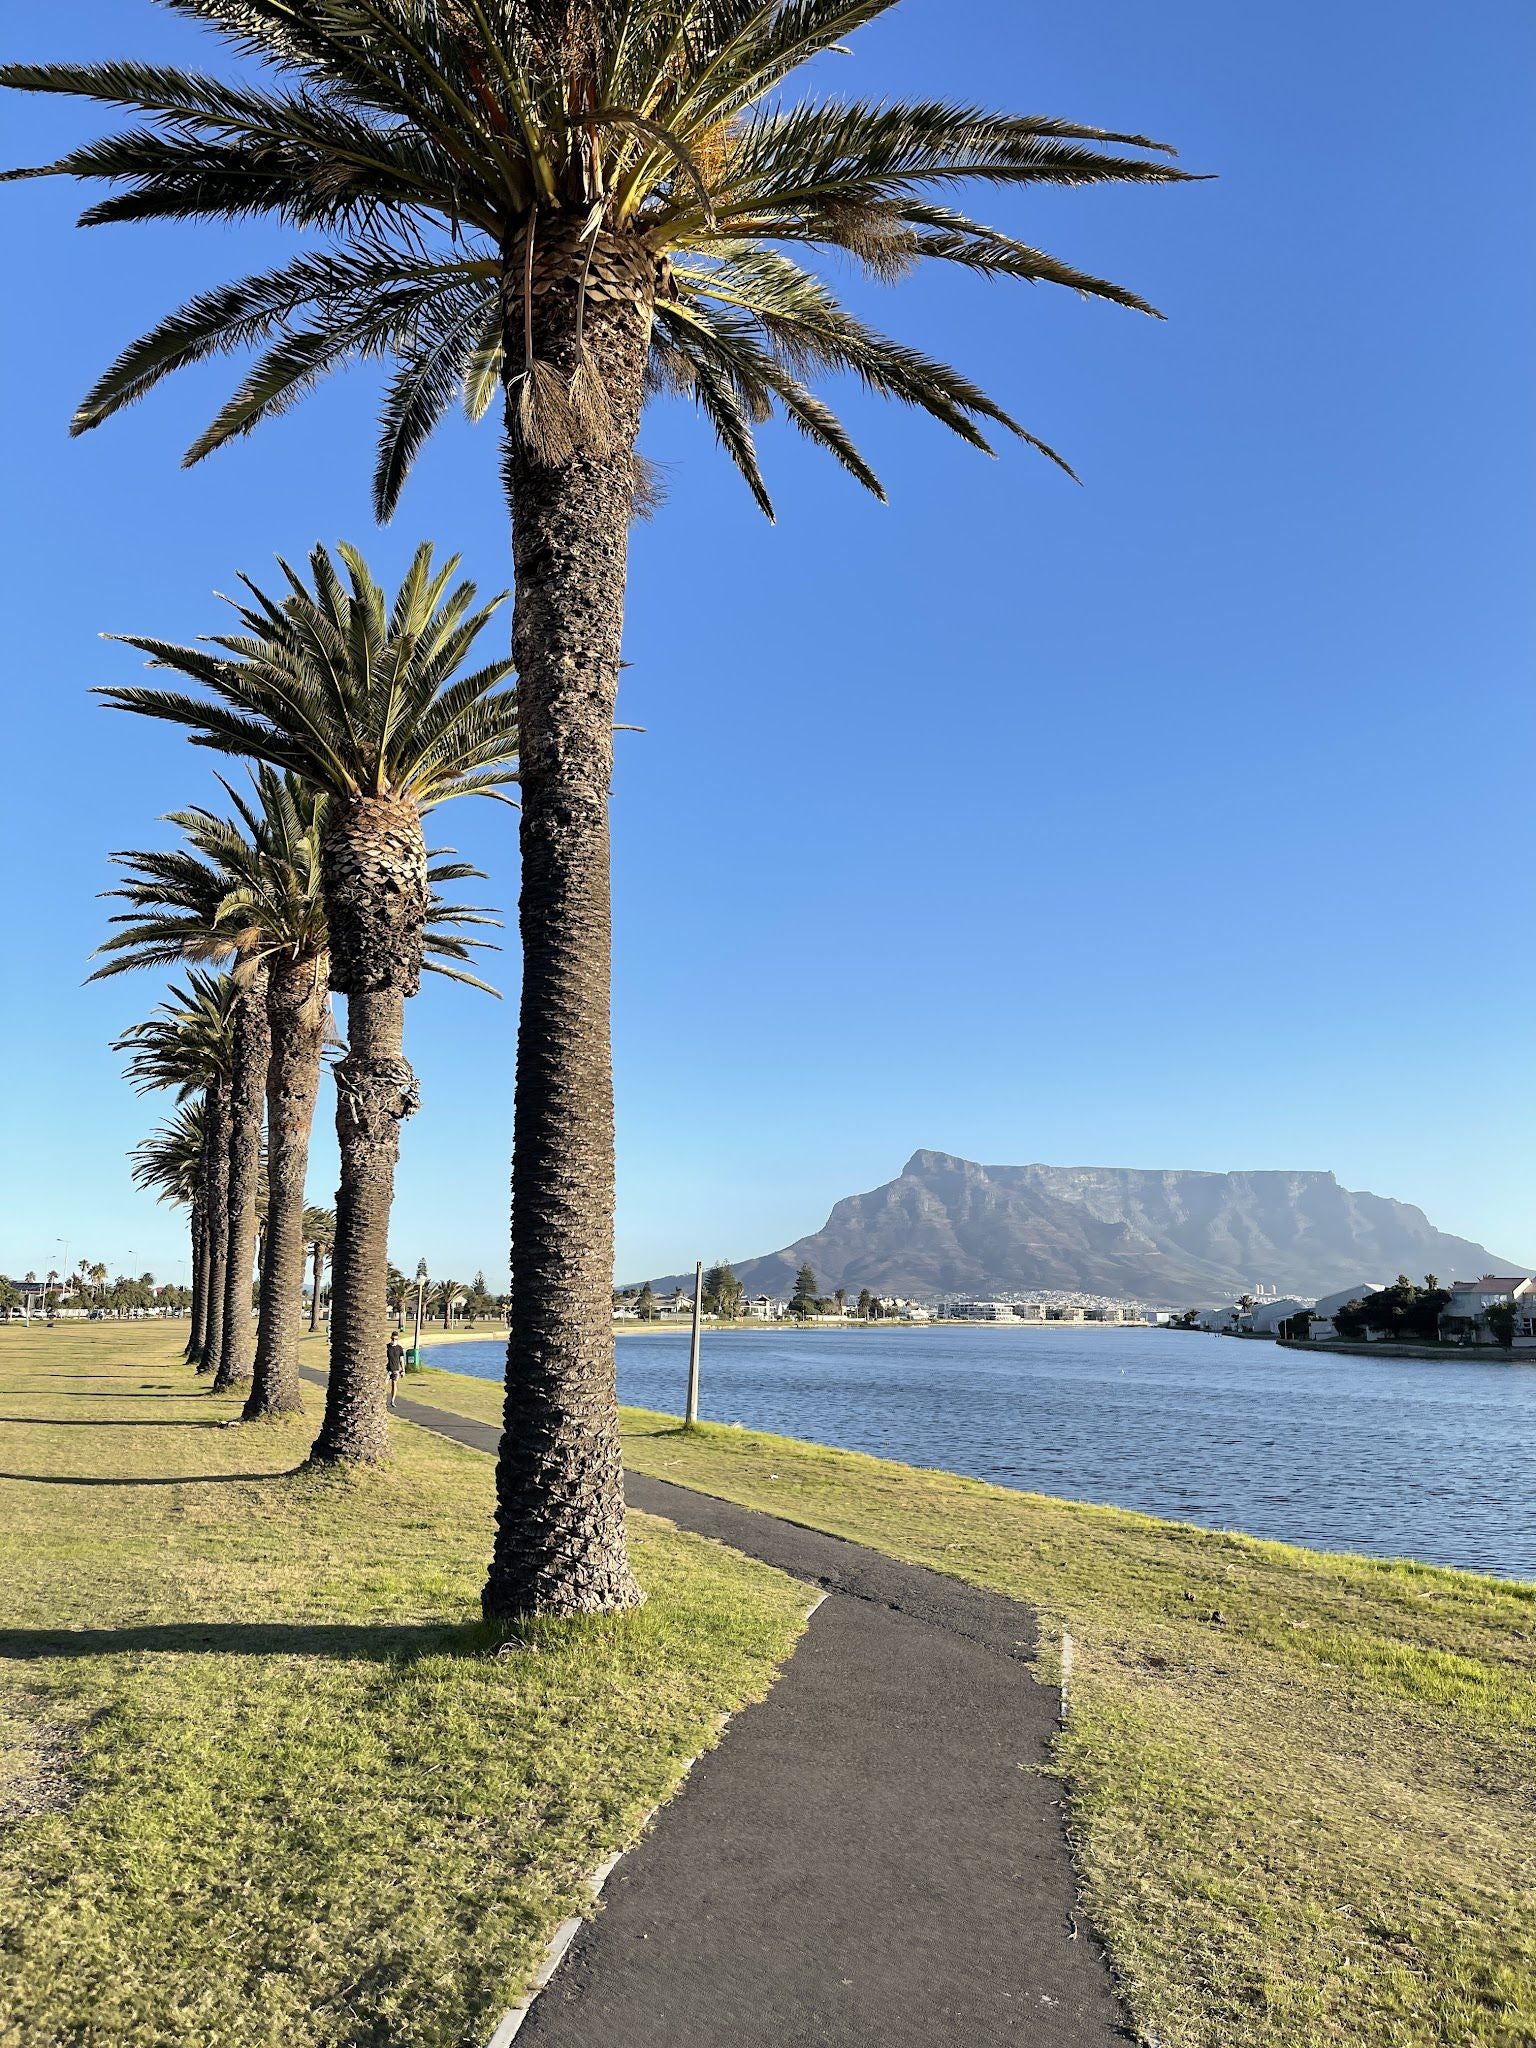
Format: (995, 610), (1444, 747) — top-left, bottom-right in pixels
(686, 1259), (703, 1427)
(412, 1258), (428, 1364)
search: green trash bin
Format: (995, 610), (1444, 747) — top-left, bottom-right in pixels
(406, 1348), (423, 1369)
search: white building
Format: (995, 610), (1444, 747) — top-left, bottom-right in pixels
(942, 1298), (1016, 1322)
(1440, 1275), (1536, 1346)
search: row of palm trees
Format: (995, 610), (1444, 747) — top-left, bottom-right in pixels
(106, 547), (518, 1452)
(7, 0), (1188, 1615)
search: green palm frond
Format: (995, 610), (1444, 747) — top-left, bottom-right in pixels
(131, 1097), (208, 1208)
(115, 970), (239, 1098)
(100, 542), (519, 809)
(4, 1), (1198, 511)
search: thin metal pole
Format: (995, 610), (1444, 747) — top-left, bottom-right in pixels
(686, 1259), (703, 1426)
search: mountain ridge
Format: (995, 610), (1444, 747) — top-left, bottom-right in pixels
(642, 1150), (1519, 1307)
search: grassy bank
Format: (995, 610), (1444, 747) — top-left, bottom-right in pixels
(404, 1361), (1536, 2048)
(0, 1326), (809, 2048)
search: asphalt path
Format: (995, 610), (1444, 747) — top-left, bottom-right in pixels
(297, 1367), (1130, 2045)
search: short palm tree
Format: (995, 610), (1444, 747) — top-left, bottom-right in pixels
(116, 971), (239, 1370)
(130, 1098), (207, 1351)
(7, 0), (1192, 1612)
(306, 1207), (337, 1335)
(93, 813), (270, 1390)
(103, 763), (499, 1423)
(102, 542), (517, 1462)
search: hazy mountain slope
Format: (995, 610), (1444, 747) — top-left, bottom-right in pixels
(646, 1151), (1514, 1306)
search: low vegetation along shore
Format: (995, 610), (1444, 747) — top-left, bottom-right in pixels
(3, 1325), (1531, 2048)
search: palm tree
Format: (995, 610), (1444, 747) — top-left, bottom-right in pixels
(433, 1278), (461, 1330)
(102, 543), (517, 1463)
(7, 3), (1191, 1612)
(116, 972), (239, 1370)
(102, 767), (500, 1420)
(92, 815), (269, 1390)
(130, 1099), (207, 1349)
(306, 1207), (336, 1335)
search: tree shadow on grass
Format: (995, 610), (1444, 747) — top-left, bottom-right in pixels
(0, 1417), (230, 1429)
(0, 1619), (474, 1663)
(0, 1467), (303, 1487)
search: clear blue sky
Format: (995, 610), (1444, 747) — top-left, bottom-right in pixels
(2, 0), (1532, 1292)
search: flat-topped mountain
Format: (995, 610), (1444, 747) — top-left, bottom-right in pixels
(646, 1150), (1516, 1308)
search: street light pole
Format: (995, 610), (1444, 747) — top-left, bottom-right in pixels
(412, 1259), (428, 1365)
(686, 1259), (703, 1427)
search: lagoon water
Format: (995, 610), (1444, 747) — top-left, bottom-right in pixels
(424, 1324), (1536, 1579)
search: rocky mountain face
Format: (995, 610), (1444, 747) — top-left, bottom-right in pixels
(647, 1151), (1514, 1307)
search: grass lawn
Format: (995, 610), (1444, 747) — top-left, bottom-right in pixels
(401, 1357), (1536, 2048)
(0, 1325), (809, 2048)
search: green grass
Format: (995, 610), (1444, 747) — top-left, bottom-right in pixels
(401, 1359), (1536, 2048)
(0, 1326), (810, 2048)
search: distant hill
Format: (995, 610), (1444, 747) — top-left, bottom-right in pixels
(645, 1150), (1518, 1308)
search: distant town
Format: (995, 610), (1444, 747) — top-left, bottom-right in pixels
(614, 1263), (1536, 1352)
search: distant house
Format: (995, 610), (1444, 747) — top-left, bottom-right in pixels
(943, 1298), (1015, 1322)
(1249, 1297), (1312, 1336)
(744, 1294), (785, 1321)
(1048, 1305), (1087, 1323)
(1014, 1303), (1047, 1322)
(1440, 1275), (1536, 1346)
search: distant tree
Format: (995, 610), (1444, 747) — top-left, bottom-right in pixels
(0, 1279), (18, 1315)
(1237, 1294), (1255, 1314)
(1484, 1301), (1516, 1349)
(834, 1288), (846, 1316)
(434, 1279), (461, 1329)
(788, 1262), (820, 1318)
(306, 1209), (337, 1334)
(857, 1288), (873, 1320)
(1335, 1280), (1450, 1345)
(635, 1284), (658, 1323)
(1172, 1309), (1201, 1329)
(704, 1261), (744, 1320)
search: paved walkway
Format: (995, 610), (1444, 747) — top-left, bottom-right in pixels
(298, 1368), (1129, 2045)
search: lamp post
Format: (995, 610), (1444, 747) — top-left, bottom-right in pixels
(412, 1259), (428, 1366)
(686, 1260), (703, 1427)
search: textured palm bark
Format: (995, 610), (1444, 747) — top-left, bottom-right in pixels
(309, 798), (427, 1465)
(484, 223), (654, 1619)
(185, 1187), (208, 1365)
(213, 970), (271, 1393)
(200, 1081), (231, 1379)
(244, 953), (327, 1420)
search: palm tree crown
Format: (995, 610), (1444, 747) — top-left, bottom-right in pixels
(130, 1098), (207, 1210)
(115, 970), (239, 1100)
(4, 1), (1195, 515)
(93, 765), (503, 995)
(98, 543), (519, 811)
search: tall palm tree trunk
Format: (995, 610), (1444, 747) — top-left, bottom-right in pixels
(309, 799), (426, 1464)
(244, 953), (327, 1420)
(309, 1240), (324, 1332)
(213, 969), (270, 1392)
(186, 1183), (208, 1364)
(201, 1080), (231, 1378)
(485, 227), (652, 1620)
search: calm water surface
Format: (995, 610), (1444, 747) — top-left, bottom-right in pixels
(425, 1325), (1535, 1578)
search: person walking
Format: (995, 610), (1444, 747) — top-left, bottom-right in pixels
(386, 1333), (406, 1413)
